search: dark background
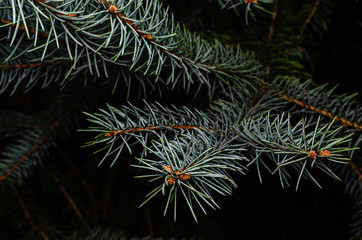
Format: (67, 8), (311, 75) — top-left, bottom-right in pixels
(312, 0), (362, 102)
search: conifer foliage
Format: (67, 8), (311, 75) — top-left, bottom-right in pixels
(0, 0), (361, 239)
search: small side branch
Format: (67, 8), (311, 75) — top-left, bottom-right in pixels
(280, 94), (362, 131)
(1, 18), (49, 38)
(0, 131), (52, 183)
(266, 0), (279, 43)
(187, 7), (205, 27)
(349, 161), (362, 184)
(15, 194), (49, 240)
(97, 1), (244, 76)
(49, 171), (92, 233)
(56, 146), (98, 219)
(296, 0), (321, 39)
(104, 125), (214, 137)
(102, 169), (114, 220)
(0, 60), (70, 70)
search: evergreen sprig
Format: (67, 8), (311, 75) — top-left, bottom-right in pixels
(83, 97), (355, 219)
(82, 102), (214, 166)
(215, 0), (273, 24)
(133, 132), (246, 222)
(238, 113), (354, 189)
(1, 0), (361, 238)
(0, 0), (262, 94)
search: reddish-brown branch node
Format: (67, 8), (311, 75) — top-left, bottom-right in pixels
(95, 0), (238, 75)
(244, 0), (258, 3)
(307, 150), (317, 160)
(97, 0), (154, 41)
(109, 4), (118, 13)
(307, 149), (330, 160)
(163, 164), (191, 185)
(167, 177), (176, 185)
(318, 150), (331, 156)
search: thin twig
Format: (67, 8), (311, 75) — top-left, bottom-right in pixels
(349, 161), (362, 184)
(1, 18), (49, 38)
(266, 0), (279, 43)
(0, 131), (51, 183)
(56, 146), (98, 220)
(144, 206), (154, 237)
(102, 169), (114, 220)
(49, 171), (92, 233)
(296, 0), (321, 39)
(280, 93), (362, 131)
(264, 0), (279, 81)
(187, 7), (204, 27)
(0, 60), (71, 69)
(15, 194), (49, 240)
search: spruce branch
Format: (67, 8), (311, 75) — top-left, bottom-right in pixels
(1, 0), (360, 237)
(349, 193), (362, 240)
(336, 160), (362, 200)
(280, 93), (362, 131)
(133, 132), (247, 222)
(350, 161), (362, 184)
(0, 35), (89, 93)
(296, 0), (321, 39)
(0, 32), (157, 95)
(186, 6), (204, 27)
(275, 78), (362, 132)
(1, 0), (263, 93)
(0, 86), (90, 185)
(0, 128), (53, 184)
(84, 96), (355, 218)
(237, 113), (354, 190)
(82, 102), (214, 166)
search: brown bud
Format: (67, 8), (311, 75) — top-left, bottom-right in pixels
(144, 34), (152, 40)
(244, 0), (258, 3)
(307, 150), (317, 160)
(104, 132), (114, 137)
(162, 165), (172, 173)
(179, 173), (191, 181)
(109, 5), (118, 13)
(318, 150), (331, 156)
(167, 177), (176, 185)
